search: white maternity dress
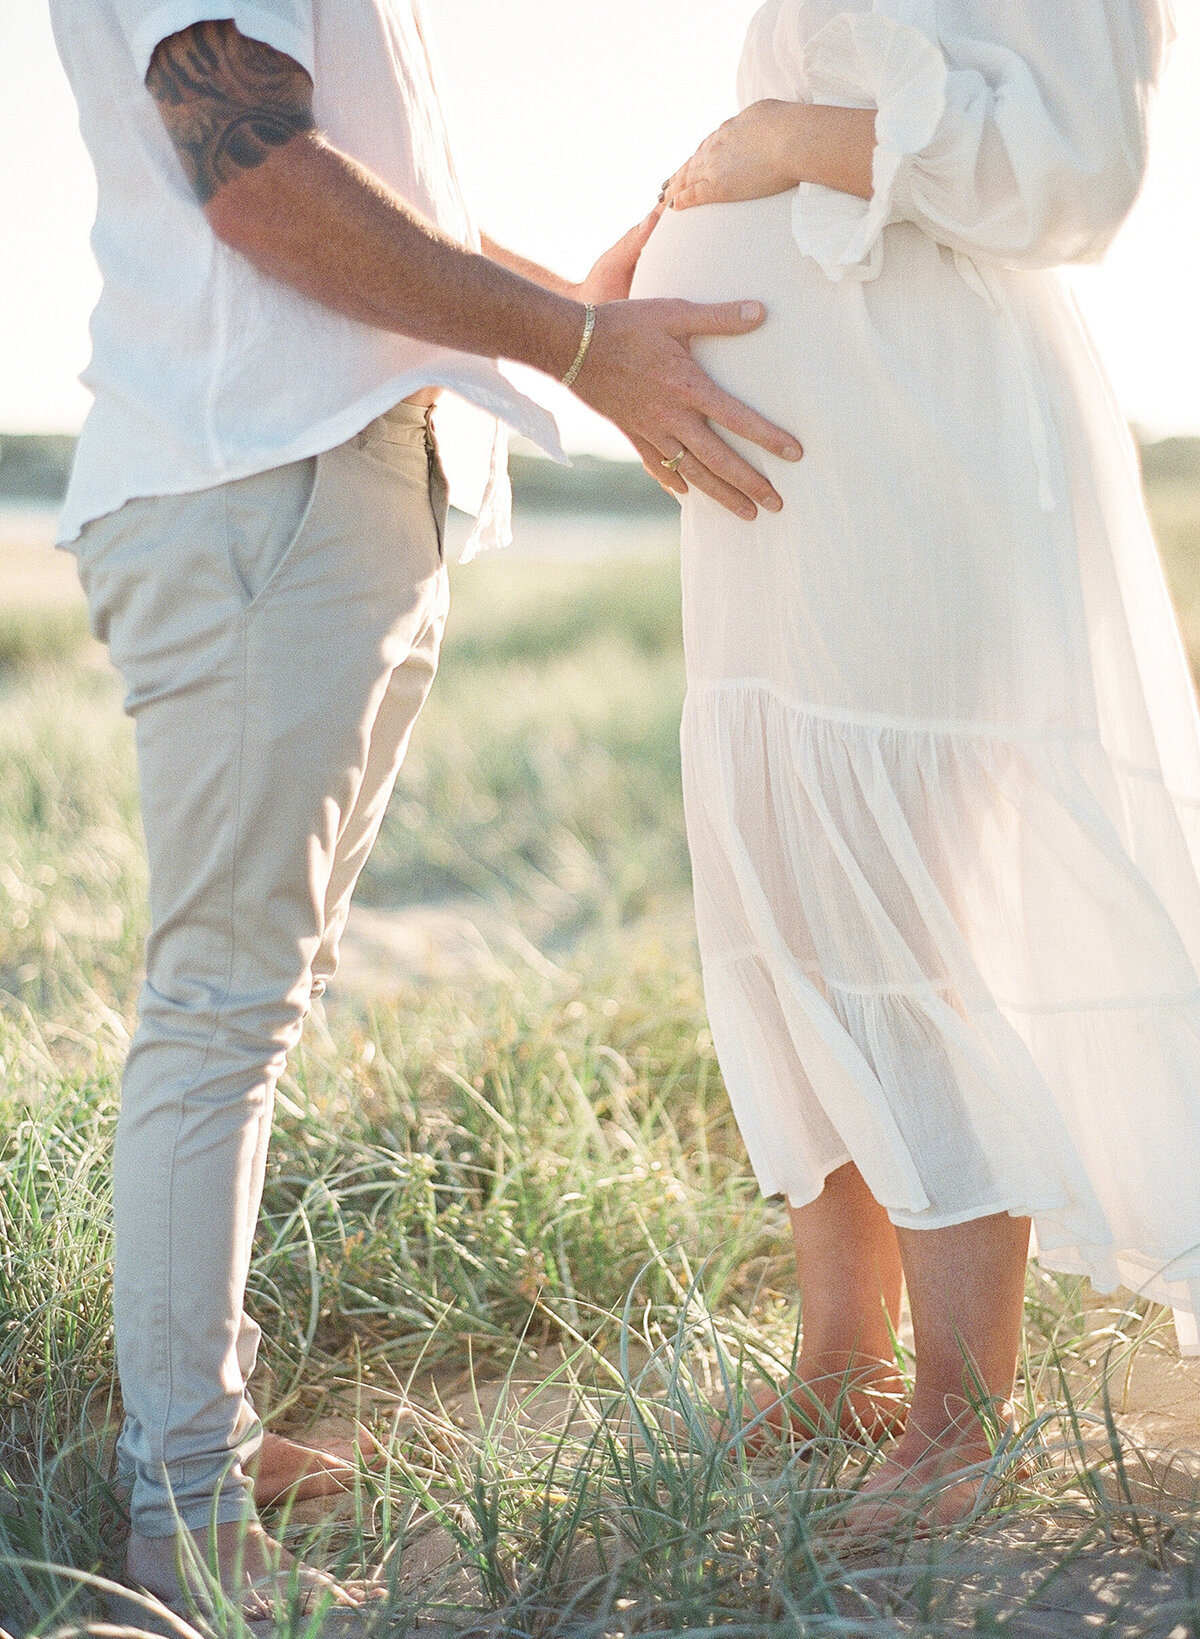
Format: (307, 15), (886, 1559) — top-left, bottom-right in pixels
(629, 0), (1200, 1346)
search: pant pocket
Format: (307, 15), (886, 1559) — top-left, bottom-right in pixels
(224, 455), (319, 607)
(355, 408), (447, 566)
(426, 434), (449, 562)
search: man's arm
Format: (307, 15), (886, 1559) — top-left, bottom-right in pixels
(483, 214), (671, 310)
(479, 234), (573, 300)
(145, 22), (803, 518)
(147, 24), (586, 374)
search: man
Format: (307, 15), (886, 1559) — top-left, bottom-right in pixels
(50, 0), (801, 1612)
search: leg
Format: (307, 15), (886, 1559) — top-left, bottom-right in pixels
(78, 414), (446, 1607)
(245, 617), (443, 1511)
(844, 1210), (1030, 1533)
(789, 1162), (906, 1432)
(246, 410), (447, 1514)
(746, 1162), (907, 1442)
(245, 1427), (387, 1510)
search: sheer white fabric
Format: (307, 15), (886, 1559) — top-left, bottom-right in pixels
(631, 0), (1200, 1346)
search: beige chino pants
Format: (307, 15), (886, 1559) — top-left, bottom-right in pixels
(73, 403), (449, 1536)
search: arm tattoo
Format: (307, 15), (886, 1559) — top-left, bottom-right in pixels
(146, 21), (315, 205)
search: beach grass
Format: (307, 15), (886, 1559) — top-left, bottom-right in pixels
(3, 491), (1200, 1635)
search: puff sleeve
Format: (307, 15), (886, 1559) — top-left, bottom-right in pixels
(773, 3), (1164, 281)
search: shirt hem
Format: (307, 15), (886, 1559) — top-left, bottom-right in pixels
(56, 369), (566, 547)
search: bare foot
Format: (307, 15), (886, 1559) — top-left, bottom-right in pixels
(125, 1519), (375, 1619)
(832, 1403), (1017, 1543)
(249, 1427), (389, 1509)
(114, 1427), (392, 1514)
(726, 1363), (908, 1452)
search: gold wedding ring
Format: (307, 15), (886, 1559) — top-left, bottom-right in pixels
(661, 449), (687, 473)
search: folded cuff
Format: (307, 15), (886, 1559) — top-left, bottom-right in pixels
(790, 12), (948, 282)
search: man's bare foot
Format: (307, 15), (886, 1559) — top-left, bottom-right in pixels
(832, 1402), (1017, 1543)
(727, 1362), (908, 1452)
(249, 1428), (386, 1509)
(116, 1427), (397, 1514)
(126, 1519), (374, 1619)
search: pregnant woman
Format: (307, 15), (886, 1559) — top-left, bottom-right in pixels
(632, 0), (1192, 1525)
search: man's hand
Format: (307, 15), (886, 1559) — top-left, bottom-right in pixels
(481, 208), (664, 309)
(574, 301), (802, 517)
(485, 211), (803, 509)
(145, 20), (804, 520)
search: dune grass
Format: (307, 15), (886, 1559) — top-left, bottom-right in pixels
(3, 510), (1200, 1635)
(0, 607), (91, 675)
(359, 557), (690, 944)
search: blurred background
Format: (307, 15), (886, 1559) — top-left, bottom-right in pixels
(1, 0), (1200, 977)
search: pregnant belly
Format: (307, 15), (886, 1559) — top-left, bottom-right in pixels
(631, 193), (852, 438)
(629, 194), (1084, 728)
(630, 192), (1011, 477)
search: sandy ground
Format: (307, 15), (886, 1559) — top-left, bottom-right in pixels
(267, 1349), (1200, 1637)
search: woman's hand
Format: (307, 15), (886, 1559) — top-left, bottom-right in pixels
(574, 205), (665, 304)
(664, 101), (877, 211)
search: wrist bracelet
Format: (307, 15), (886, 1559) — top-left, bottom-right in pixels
(561, 303), (597, 388)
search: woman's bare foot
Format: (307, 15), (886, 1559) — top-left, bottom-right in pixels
(249, 1427), (387, 1508)
(727, 1360), (908, 1451)
(125, 1519), (374, 1619)
(833, 1402), (1016, 1542)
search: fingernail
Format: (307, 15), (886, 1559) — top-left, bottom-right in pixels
(764, 494), (783, 513)
(740, 505), (757, 521)
(784, 442), (804, 460)
(741, 302), (764, 322)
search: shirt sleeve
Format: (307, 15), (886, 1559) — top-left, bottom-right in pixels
(786, 4), (1161, 281)
(111, 0), (315, 82)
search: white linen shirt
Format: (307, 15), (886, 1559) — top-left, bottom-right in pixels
(50, 0), (565, 559)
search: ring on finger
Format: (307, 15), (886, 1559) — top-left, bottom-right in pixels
(661, 448), (687, 474)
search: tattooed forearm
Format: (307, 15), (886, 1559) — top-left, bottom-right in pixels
(146, 21), (315, 205)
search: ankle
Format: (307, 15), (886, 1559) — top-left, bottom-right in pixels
(901, 1396), (1014, 1458)
(767, 1355), (909, 1441)
(797, 1349), (902, 1388)
(126, 1518), (268, 1565)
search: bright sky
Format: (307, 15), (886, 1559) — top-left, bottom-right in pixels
(1, 0), (1198, 457)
